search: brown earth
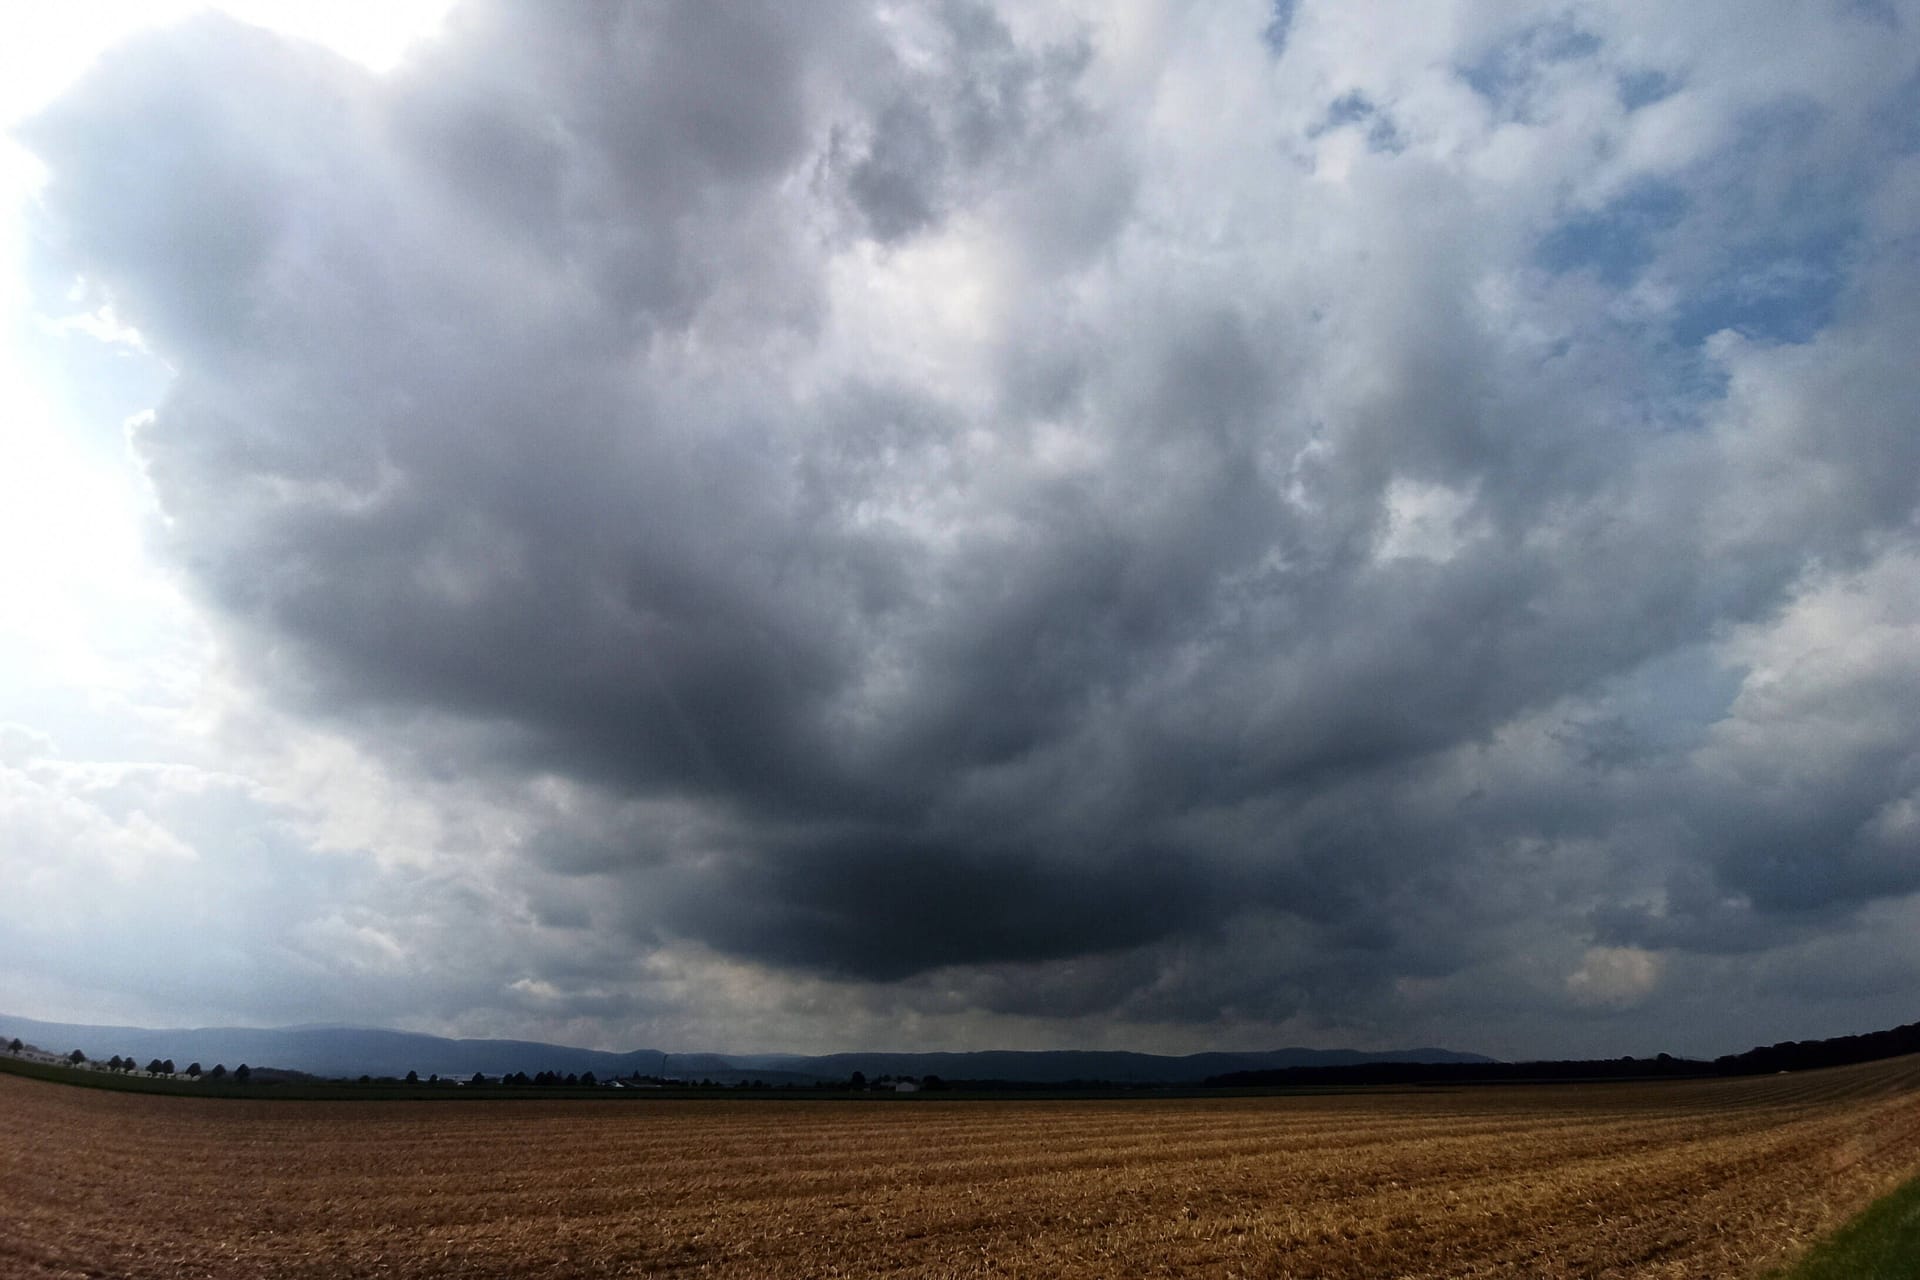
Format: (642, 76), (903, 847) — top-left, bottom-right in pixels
(4, 1055), (1920, 1279)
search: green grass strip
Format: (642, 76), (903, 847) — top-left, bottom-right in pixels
(1775, 1172), (1920, 1280)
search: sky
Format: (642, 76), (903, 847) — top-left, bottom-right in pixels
(2, 0), (1917, 1062)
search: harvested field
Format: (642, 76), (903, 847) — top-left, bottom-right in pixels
(5, 1056), (1920, 1279)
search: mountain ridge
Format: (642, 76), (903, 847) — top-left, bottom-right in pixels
(0, 1011), (1493, 1084)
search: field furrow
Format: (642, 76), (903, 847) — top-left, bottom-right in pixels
(4, 1056), (1919, 1278)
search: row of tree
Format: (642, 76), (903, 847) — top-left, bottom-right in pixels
(39, 1045), (251, 1083)
(466, 1069), (601, 1087)
(334, 1068), (616, 1087)
(1204, 1019), (1920, 1089)
(1713, 1020), (1920, 1075)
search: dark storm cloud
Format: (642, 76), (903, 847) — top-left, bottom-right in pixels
(841, 2), (1097, 243)
(21, 0), (1920, 1038)
(660, 832), (1223, 980)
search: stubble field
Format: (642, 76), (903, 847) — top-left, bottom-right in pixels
(5, 1055), (1920, 1279)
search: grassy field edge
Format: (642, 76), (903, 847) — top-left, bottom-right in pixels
(1772, 1171), (1920, 1280)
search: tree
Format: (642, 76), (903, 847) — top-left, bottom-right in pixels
(849, 1070), (866, 1091)
(108, 1055), (123, 1072)
(234, 1064), (251, 1084)
(470, 1071), (487, 1086)
(405, 1070), (419, 1084)
(8, 1038), (21, 1053)
(186, 1063), (202, 1078)
(428, 1073), (438, 1084)
(68, 1049), (87, 1066)
(161, 1059), (175, 1076)
(147, 1058), (165, 1075)
(210, 1064), (228, 1080)
(359, 1075), (372, 1085)
(580, 1071), (596, 1087)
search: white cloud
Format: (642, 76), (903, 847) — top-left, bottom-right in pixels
(1566, 945), (1664, 1008)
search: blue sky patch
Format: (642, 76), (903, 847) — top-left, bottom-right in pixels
(1663, 98), (1856, 346)
(1617, 69), (1680, 111)
(1870, 69), (1920, 153)
(1324, 90), (1372, 128)
(1264, 0), (1298, 56)
(1669, 230), (1850, 347)
(1459, 21), (1603, 114)
(1537, 182), (1688, 287)
(1311, 91), (1404, 152)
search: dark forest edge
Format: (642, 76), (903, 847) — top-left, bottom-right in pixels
(1201, 1019), (1920, 1088)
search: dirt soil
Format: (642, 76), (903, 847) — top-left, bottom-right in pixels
(5, 1054), (1920, 1278)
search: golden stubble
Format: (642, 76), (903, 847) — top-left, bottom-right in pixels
(5, 1055), (1919, 1279)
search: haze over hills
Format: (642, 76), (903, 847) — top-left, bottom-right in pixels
(0, 1012), (1491, 1084)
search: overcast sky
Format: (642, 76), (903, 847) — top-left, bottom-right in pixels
(3, 0), (1918, 1061)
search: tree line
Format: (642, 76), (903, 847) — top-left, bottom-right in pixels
(5, 1041), (253, 1084)
(1203, 1019), (1920, 1089)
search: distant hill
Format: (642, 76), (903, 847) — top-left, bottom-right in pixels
(1203, 1018), (1920, 1088)
(1712, 1019), (1920, 1076)
(0, 1015), (709, 1083)
(14, 1010), (1913, 1090)
(0, 1012), (1489, 1085)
